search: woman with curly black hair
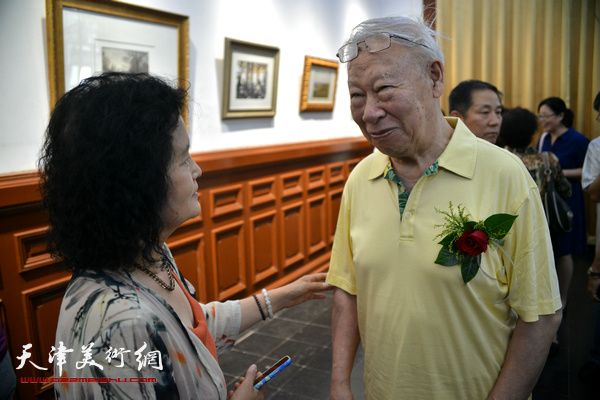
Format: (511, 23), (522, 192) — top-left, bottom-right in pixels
(40, 72), (331, 400)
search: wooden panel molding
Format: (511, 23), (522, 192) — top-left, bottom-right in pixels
(14, 226), (55, 274)
(280, 171), (303, 201)
(307, 194), (327, 257)
(0, 137), (373, 399)
(248, 177), (277, 209)
(280, 201), (305, 269)
(328, 162), (345, 187)
(209, 184), (244, 219)
(328, 187), (344, 244)
(21, 277), (71, 396)
(249, 210), (279, 284)
(211, 221), (246, 301)
(167, 233), (207, 303)
(306, 166), (326, 192)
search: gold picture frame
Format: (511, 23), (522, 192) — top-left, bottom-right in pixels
(222, 38), (280, 119)
(299, 56), (339, 112)
(45, 0), (189, 122)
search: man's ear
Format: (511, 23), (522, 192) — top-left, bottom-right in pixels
(429, 59), (444, 98)
(449, 110), (465, 120)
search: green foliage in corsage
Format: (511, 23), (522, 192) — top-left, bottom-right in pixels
(434, 202), (517, 284)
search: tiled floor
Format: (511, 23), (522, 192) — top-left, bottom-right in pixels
(220, 250), (599, 399)
(533, 250), (598, 400)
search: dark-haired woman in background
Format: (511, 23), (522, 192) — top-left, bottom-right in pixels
(536, 97), (589, 347)
(40, 72), (331, 400)
(499, 107), (571, 200)
(500, 106), (571, 307)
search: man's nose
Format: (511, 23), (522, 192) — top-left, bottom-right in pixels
(362, 96), (385, 123)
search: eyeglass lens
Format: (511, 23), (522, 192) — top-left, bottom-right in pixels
(337, 33), (393, 63)
(538, 114), (554, 120)
(364, 33), (393, 54)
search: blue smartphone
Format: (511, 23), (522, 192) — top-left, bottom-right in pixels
(253, 355), (292, 389)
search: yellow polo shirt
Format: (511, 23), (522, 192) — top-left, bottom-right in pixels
(327, 118), (561, 399)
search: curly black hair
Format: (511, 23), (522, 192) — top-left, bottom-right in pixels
(497, 107), (539, 150)
(39, 73), (188, 272)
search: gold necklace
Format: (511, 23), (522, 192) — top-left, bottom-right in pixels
(137, 258), (175, 291)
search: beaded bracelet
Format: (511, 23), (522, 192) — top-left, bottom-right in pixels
(252, 294), (266, 320)
(262, 288), (274, 319)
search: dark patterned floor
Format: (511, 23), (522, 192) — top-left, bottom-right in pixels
(220, 251), (599, 399)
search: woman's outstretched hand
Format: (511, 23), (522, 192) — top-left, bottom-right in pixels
(228, 364), (266, 400)
(275, 272), (333, 309)
(239, 272), (334, 332)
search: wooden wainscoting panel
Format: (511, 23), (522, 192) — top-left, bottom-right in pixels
(306, 166), (326, 192)
(248, 177), (276, 209)
(211, 221), (246, 301)
(0, 172), (41, 208)
(209, 184), (244, 219)
(248, 210), (279, 284)
(307, 194), (327, 257)
(328, 162), (345, 188)
(167, 233), (207, 303)
(328, 187), (344, 244)
(21, 277), (71, 396)
(280, 171), (303, 201)
(280, 201), (305, 269)
(14, 227), (55, 274)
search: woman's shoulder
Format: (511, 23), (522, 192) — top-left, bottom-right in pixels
(63, 270), (144, 316)
(566, 127), (590, 143)
(58, 269), (176, 343)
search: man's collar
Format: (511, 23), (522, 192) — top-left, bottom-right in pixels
(438, 117), (477, 179)
(368, 117), (477, 180)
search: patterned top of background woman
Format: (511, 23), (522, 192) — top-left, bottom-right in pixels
(537, 97), (589, 256)
(498, 107), (571, 200)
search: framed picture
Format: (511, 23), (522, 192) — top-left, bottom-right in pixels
(222, 38), (280, 119)
(45, 0), (189, 120)
(299, 56), (339, 112)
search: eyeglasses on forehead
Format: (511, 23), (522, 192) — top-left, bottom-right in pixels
(336, 32), (430, 63)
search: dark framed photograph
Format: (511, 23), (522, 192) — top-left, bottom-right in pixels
(299, 56), (339, 112)
(46, 0), (189, 120)
(222, 38), (280, 119)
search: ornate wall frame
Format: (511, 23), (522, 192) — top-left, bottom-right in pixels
(45, 0), (189, 121)
(222, 38), (280, 119)
(299, 56), (339, 113)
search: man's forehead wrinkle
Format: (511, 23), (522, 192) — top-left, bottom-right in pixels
(380, 71), (398, 80)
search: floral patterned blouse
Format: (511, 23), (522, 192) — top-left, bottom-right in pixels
(53, 246), (241, 399)
(509, 147), (571, 199)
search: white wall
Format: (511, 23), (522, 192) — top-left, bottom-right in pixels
(0, 0), (423, 174)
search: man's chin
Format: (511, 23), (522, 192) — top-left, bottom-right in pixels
(482, 133), (498, 144)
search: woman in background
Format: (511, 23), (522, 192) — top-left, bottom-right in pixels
(502, 106), (572, 355)
(536, 97), (589, 350)
(499, 106), (571, 200)
(500, 107), (571, 287)
(40, 72), (331, 400)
